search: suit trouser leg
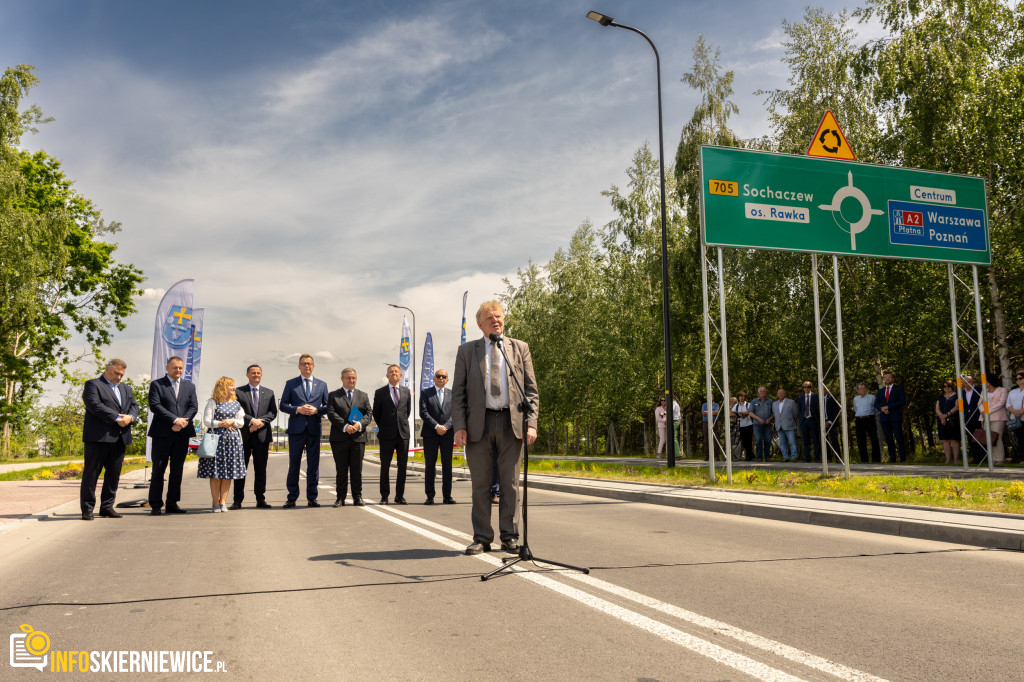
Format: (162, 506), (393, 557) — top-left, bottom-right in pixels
(234, 444), (254, 503)
(305, 431), (321, 501)
(423, 435), (439, 499)
(166, 436), (188, 506)
(466, 438), (496, 544)
(349, 442), (364, 499)
(394, 438), (409, 499)
(881, 421), (897, 462)
(856, 417), (870, 463)
(331, 441), (349, 500)
(81, 442), (124, 513)
(149, 437), (172, 509)
(439, 437), (454, 499)
(379, 438), (395, 499)
(250, 442), (269, 502)
(286, 434), (304, 501)
(492, 413), (523, 542)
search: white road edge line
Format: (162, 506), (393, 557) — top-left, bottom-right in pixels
(374, 502), (888, 682)
(358, 503), (807, 682)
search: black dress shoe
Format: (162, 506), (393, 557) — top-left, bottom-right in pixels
(424, 498), (434, 505)
(99, 508), (122, 518)
(283, 500), (297, 508)
(465, 541), (491, 555)
(228, 502), (242, 510)
(352, 498), (365, 506)
(307, 500), (321, 508)
(82, 511), (94, 520)
(443, 497), (457, 504)
(256, 501), (273, 509)
(394, 497), (408, 505)
(379, 498), (389, 505)
(150, 508), (162, 516)
(333, 498), (345, 508)
(500, 539), (519, 553)
(166, 505), (187, 514)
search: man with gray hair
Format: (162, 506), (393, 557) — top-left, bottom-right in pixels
(748, 386), (773, 462)
(853, 382), (880, 462)
(81, 359), (139, 520)
(453, 300), (539, 555)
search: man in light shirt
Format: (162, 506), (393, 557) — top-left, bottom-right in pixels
(748, 387), (773, 462)
(852, 382), (880, 463)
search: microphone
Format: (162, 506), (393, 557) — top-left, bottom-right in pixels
(489, 332), (503, 346)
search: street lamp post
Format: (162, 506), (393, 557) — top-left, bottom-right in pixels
(587, 11), (676, 467)
(388, 303), (417, 426)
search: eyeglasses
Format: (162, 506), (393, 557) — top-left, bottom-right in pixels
(435, 374), (447, 379)
(299, 362), (313, 366)
(1017, 375), (1024, 380)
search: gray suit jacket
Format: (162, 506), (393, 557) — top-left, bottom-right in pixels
(452, 335), (538, 442)
(773, 398), (799, 430)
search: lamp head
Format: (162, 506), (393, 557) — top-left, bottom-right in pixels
(586, 11), (614, 26)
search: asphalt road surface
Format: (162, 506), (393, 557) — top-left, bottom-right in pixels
(2, 454), (1022, 681)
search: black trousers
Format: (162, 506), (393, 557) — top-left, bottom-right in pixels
(330, 439), (365, 501)
(378, 437), (409, 500)
(81, 440), (126, 513)
(149, 433), (189, 509)
(423, 431), (454, 499)
(800, 418), (820, 461)
(234, 438), (270, 503)
(855, 416), (881, 462)
(880, 418), (906, 462)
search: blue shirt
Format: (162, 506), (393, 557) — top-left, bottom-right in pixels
(701, 402), (720, 423)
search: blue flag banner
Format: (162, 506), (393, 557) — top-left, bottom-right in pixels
(420, 333), (435, 392)
(460, 291), (468, 345)
(399, 315), (412, 389)
(184, 307), (204, 385)
(149, 279), (195, 461)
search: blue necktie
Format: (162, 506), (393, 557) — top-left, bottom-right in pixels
(304, 379), (311, 400)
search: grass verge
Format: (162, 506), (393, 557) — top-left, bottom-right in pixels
(0, 456), (199, 482)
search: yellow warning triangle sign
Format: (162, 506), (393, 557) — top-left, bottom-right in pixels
(807, 110), (855, 160)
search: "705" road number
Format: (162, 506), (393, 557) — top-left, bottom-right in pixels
(708, 179), (738, 196)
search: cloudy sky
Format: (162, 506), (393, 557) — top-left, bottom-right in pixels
(2, 0), (870, 405)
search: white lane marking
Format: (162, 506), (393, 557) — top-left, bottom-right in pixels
(358, 504), (807, 682)
(375, 503), (887, 682)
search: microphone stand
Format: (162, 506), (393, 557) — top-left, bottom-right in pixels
(481, 334), (589, 581)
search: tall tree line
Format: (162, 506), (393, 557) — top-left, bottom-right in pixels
(0, 65), (143, 456)
(503, 1), (1024, 456)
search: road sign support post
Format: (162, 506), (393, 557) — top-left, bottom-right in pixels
(832, 256), (851, 478)
(810, 254), (850, 478)
(947, 264), (993, 470)
(699, 242), (717, 481)
(811, 254), (829, 476)
(718, 247), (733, 483)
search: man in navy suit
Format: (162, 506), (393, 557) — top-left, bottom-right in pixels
(326, 368), (372, 507)
(797, 381), (821, 463)
(372, 364), (412, 504)
(420, 367), (455, 505)
(280, 353), (329, 507)
(81, 358), (140, 520)
(147, 355), (198, 514)
(231, 364), (278, 509)
(961, 374), (985, 464)
(876, 371), (907, 462)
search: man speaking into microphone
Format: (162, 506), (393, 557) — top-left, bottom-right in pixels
(453, 300), (539, 556)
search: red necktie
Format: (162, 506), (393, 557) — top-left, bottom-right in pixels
(886, 386), (891, 402)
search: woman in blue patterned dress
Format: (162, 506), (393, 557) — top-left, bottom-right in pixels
(199, 377), (246, 512)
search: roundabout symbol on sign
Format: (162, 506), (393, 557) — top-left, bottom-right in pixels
(817, 171), (884, 251)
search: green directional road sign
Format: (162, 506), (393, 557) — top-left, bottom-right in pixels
(699, 146), (990, 265)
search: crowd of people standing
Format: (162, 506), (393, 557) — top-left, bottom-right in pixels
(673, 370), (1024, 466)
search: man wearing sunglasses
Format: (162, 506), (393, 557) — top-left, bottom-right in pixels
(420, 369), (455, 504)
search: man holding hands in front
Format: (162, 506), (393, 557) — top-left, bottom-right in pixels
(453, 300), (539, 555)
(81, 358), (139, 520)
(280, 354), (329, 507)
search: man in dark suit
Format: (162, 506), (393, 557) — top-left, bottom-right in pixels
(372, 364), (412, 504)
(797, 381), (821, 463)
(420, 367), (455, 505)
(147, 355), (198, 514)
(326, 368), (372, 507)
(81, 358), (139, 520)
(876, 371), (907, 462)
(231, 364), (278, 509)
(280, 353), (329, 507)
(453, 300), (538, 555)
(962, 374), (985, 464)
